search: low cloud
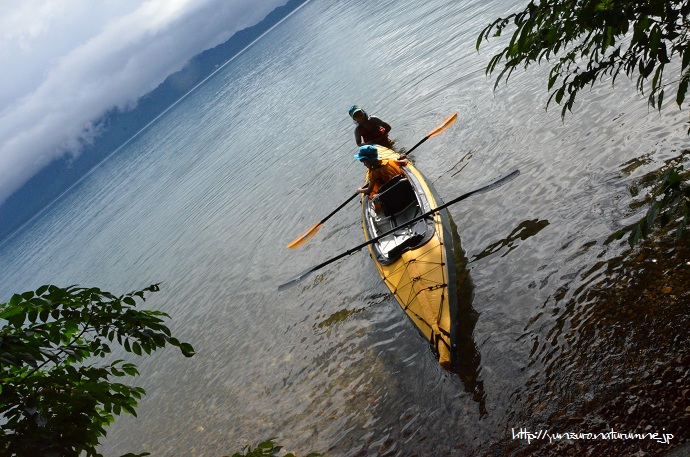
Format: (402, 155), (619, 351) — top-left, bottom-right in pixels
(0, 0), (288, 205)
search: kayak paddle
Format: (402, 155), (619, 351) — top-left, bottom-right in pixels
(286, 112), (459, 249)
(286, 193), (359, 249)
(278, 169), (520, 290)
(405, 112), (458, 156)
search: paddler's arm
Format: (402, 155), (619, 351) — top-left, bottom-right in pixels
(366, 117), (392, 145)
(355, 127), (364, 146)
(356, 183), (372, 194)
(370, 116), (391, 134)
(356, 180), (372, 195)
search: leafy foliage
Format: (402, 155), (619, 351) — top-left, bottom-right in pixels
(627, 165), (690, 244)
(477, 0), (690, 117)
(477, 1), (690, 246)
(0, 284), (195, 457)
(609, 159), (690, 246)
(223, 439), (320, 457)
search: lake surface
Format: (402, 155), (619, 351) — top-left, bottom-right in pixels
(1, 0), (688, 455)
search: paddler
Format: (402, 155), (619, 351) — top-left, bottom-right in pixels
(349, 105), (393, 147)
(354, 145), (408, 211)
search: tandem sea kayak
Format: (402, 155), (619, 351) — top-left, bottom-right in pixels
(361, 146), (459, 369)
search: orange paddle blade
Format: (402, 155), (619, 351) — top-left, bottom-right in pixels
(427, 112), (458, 138)
(287, 222), (324, 249)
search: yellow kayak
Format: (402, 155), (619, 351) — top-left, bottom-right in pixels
(361, 146), (458, 369)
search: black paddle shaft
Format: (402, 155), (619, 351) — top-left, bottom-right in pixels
(278, 170), (520, 290)
(405, 136), (429, 156)
(322, 192), (359, 223)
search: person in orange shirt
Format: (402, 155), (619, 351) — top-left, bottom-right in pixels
(354, 145), (408, 209)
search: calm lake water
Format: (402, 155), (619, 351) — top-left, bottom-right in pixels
(1, 0), (688, 455)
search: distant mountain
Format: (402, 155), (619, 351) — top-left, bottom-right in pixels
(0, 0), (308, 243)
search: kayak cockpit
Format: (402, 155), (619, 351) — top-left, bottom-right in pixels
(363, 170), (436, 265)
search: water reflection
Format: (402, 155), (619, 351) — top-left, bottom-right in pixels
(432, 151), (475, 183)
(606, 150), (690, 244)
(472, 219), (550, 261)
(500, 154), (690, 456)
(314, 293), (389, 333)
(509, 236), (690, 456)
(448, 216), (486, 418)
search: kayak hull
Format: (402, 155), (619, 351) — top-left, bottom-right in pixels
(361, 147), (458, 368)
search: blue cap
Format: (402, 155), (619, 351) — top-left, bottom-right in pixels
(349, 105), (364, 118)
(354, 145), (378, 161)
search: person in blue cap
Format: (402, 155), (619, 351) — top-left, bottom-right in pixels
(349, 105), (392, 147)
(354, 145), (408, 209)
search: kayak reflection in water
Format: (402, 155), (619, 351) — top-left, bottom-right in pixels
(349, 104), (393, 147)
(354, 145), (407, 212)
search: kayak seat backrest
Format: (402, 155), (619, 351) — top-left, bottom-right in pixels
(386, 232), (425, 260)
(374, 176), (417, 217)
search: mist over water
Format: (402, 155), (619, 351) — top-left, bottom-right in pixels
(1, 0), (687, 455)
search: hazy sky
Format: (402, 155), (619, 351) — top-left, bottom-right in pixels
(0, 0), (288, 206)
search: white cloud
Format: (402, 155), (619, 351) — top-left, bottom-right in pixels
(0, 0), (288, 205)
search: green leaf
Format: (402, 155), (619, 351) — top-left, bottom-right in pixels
(649, 25), (661, 57)
(628, 223), (642, 247)
(677, 75), (689, 106)
(676, 218), (686, 240)
(646, 201), (660, 227)
(39, 307), (50, 323)
(7, 310), (26, 328)
(21, 291), (35, 300)
(19, 352), (38, 368)
(652, 65), (663, 93)
(122, 364), (139, 376)
(122, 403), (138, 417)
(667, 167), (681, 188)
(63, 320), (79, 342)
(1, 294), (23, 316)
(28, 308), (38, 323)
(659, 43), (669, 64)
(179, 343), (196, 358)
